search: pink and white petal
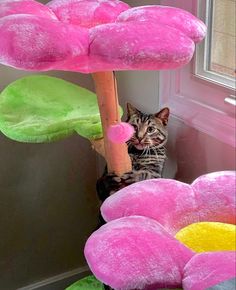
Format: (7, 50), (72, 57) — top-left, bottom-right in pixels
(192, 171), (236, 225)
(0, 0), (57, 20)
(85, 216), (194, 290)
(47, 0), (130, 28)
(101, 171), (236, 234)
(182, 251), (236, 290)
(89, 22), (195, 72)
(0, 14), (89, 71)
(117, 5), (207, 43)
(101, 179), (197, 235)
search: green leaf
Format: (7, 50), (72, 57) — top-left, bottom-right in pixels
(0, 75), (103, 142)
(66, 275), (104, 290)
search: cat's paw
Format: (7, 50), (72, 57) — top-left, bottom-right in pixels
(121, 172), (132, 180)
(112, 171), (133, 182)
(112, 176), (122, 183)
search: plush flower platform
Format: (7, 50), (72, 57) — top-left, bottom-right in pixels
(0, 0), (207, 175)
(84, 171), (236, 290)
(0, 0), (206, 72)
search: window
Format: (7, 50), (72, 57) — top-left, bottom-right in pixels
(210, 1), (235, 78)
(196, 0), (235, 92)
(159, 0), (235, 147)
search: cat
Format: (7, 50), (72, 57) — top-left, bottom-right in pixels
(96, 103), (170, 203)
(97, 103), (169, 290)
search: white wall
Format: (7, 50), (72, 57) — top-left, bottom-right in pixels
(166, 117), (235, 182)
(117, 71), (159, 113)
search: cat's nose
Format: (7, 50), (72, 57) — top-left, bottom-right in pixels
(137, 137), (144, 143)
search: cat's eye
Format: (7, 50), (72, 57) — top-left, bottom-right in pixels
(132, 124), (138, 131)
(147, 126), (156, 133)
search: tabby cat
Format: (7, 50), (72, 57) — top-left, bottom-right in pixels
(96, 103), (169, 203)
(97, 103), (169, 290)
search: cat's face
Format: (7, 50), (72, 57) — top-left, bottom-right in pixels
(126, 103), (169, 150)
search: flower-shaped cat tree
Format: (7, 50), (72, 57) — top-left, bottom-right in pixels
(0, 0), (206, 176)
(2, 3), (233, 290)
(84, 171), (236, 290)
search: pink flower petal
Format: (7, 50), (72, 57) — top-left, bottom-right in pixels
(117, 5), (207, 43)
(192, 171), (236, 225)
(0, 0), (57, 19)
(101, 171), (236, 234)
(101, 179), (197, 234)
(0, 14), (88, 71)
(183, 251), (236, 290)
(89, 22), (195, 71)
(47, 0), (129, 27)
(85, 216), (194, 290)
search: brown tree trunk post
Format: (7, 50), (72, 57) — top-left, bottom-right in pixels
(92, 71), (132, 176)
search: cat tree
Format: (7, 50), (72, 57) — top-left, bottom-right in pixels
(84, 171), (236, 290)
(0, 1), (215, 289)
(0, 0), (206, 176)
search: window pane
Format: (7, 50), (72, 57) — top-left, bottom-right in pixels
(209, 0), (235, 78)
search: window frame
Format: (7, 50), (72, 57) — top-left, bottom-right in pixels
(195, 0), (235, 90)
(159, 0), (235, 148)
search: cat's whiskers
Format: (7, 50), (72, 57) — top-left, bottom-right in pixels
(144, 145), (151, 157)
(146, 145), (151, 157)
(127, 141), (131, 148)
(140, 147), (147, 156)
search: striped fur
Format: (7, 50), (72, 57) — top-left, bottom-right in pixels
(96, 103), (169, 202)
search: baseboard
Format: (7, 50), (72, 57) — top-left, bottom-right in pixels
(17, 266), (90, 290)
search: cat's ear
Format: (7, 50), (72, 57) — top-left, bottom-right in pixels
(155, 107), (170, 126)
(126, 103), (141, 117)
